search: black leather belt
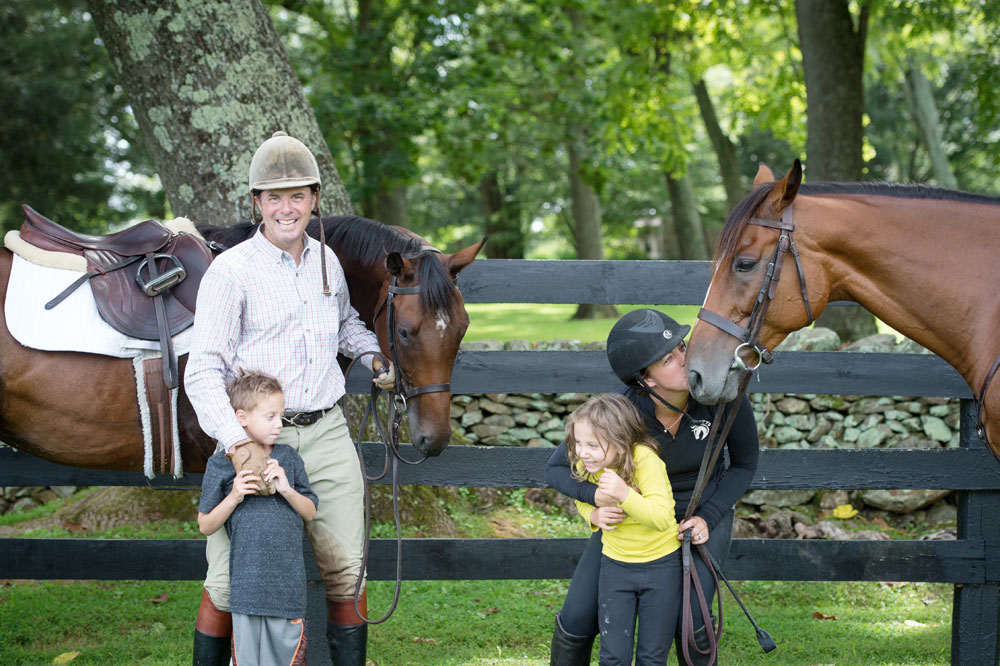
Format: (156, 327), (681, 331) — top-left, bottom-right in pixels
(281, 408), (330, 427)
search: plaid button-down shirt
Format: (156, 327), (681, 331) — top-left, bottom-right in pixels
(185, 229), (379, 452)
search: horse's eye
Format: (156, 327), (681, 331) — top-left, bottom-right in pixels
(396, 327), (410, 342)
(734, 258), (757, 273)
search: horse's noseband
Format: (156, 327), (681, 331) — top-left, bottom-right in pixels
(698, 206), (814, 372)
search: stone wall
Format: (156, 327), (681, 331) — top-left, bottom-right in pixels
(454, 329), (961, 453)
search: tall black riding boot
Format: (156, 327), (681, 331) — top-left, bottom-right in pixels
(550, 612), (596, 666)
(676, 624), (718, 666)
(192, 589), (232, 666)
(327, 595), (368, 666)
(192, 630), (231, 666)
(327, 622), (368, 666)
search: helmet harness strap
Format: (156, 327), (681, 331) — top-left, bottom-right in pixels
(635, 376), (695, 426)
(314, 194), (331, 296)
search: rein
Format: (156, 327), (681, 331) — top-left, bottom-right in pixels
(678, 206), (809, 661)
(976, 354), (1000, 446)
(347, 272), (456, 624)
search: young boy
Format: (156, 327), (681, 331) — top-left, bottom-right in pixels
(198, 370), (318, 666)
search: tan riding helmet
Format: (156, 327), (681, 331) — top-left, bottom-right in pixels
(248, 130), (331, 295)
(248, 130), (322, 192)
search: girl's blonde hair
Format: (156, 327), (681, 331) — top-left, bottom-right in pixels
(565, 393), (659, 488)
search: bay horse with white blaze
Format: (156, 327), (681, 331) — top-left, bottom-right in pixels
(685, 160), (1000, 458)
(0, 213), (484, 473)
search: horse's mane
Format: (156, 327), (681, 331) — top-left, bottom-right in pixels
(799, 181), (1000, 205)
(713, 184), (774, 268)
(197, 216), (456, 314)
(713, 180), (1000, 267)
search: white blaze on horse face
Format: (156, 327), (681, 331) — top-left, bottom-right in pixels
(702, 261), (723, 307)
(435, 311), (450, 336)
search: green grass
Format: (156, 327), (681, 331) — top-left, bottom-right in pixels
(0, 488), (954, 665)
(464, 304), (701, 343)
(462, 303), (902, 344)
(0, 577), (952, 665)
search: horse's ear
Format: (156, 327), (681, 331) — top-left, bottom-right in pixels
(444, 236), (488, 278)
(753, 163), (775, 186)
(762, 160), (803, 216)
(386, 251), (406, 277)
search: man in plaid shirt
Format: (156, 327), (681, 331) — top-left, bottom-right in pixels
(186, 131), (394, 666)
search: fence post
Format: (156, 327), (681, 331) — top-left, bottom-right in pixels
(952, 399), (1000, 665)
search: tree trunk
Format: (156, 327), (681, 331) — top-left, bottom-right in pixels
(568, 139), (617, 320)
(795, 0), (867, 182)
(903, 55), (958, 189)
(87, 0), (352, 226)
(478, 170), (524, 259)
(665, 173), (710, 260)
(371, 185), (408, 228)
(796, 0), (876, 341)
(692, 77), (744, 211)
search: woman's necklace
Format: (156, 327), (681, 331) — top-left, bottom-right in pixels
(662, 410), (684, 434)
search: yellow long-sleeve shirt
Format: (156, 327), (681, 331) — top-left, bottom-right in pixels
(575, 445), (680, 563)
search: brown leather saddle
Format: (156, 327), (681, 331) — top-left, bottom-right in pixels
(19, 204), (220, 389)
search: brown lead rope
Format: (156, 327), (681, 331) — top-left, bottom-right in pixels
(679, 369), (776, 661)
(343, 350), (424, 625)
(681, 535), (723, 665)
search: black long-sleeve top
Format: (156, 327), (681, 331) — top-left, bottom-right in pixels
(545, 385), (759, 529)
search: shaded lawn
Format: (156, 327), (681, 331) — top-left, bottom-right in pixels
(0, 575), (952, 665)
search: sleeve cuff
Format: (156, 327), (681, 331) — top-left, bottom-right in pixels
(220, 425), (250, 453)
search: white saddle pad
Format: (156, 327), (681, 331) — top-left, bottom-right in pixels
(5, 253), (192, 358)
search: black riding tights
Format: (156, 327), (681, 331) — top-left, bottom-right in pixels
(558, 509), (734, 639)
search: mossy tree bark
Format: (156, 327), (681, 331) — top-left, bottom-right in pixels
(87, 0), (353, 226)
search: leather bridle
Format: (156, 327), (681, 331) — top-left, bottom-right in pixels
(372, 275), (454, 402)
(348, 269), (461, 624)
(678, 205), (811, 661)
(696, 206), (814, 374)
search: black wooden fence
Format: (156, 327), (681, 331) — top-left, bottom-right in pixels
(2, 259), (999, 665)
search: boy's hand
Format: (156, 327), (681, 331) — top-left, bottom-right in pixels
(597, 469), (629, 503)
(230, 469), (262, 504)
(590, 506), (625, 530)
(264, 459), (291, 493)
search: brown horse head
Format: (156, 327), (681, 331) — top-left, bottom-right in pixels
(377, 240), (485, 456)
(687, 160), (829, 404)
(318, 216), (486, 457)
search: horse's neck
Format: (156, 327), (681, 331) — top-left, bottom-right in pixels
(808, 195), (1000, 384)
(339, 257), (387, 326)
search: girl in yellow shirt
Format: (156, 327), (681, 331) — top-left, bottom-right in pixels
(566, 393), (683, 665)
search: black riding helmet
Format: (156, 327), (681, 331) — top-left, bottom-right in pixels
(607, 309), (691, 385)
(607, 309), (692, 419)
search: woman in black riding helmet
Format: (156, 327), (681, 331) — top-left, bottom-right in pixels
(546, 308), (760, 665)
